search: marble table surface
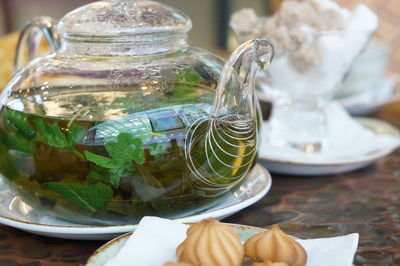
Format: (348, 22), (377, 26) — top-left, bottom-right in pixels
(0, 101), (398, 266)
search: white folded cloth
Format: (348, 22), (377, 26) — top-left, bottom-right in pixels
(261, 102), (400, 163)
(297, 234), (359, 266)
(105, 216), (359, 266)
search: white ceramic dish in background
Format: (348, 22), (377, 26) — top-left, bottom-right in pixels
(339, 79), (400, 116)
(0, 164), (271, 240)
(333, 39), (396, 115)
(259, 118), (399, 176)
(257, 77), (400, 117)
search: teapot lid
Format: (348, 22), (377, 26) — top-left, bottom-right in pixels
(58, 0), (192, 39)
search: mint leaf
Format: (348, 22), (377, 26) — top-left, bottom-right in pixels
(87, 165), (133, 188)
(67, 124), (85, 148)
(3, 133), (36, 155)
(173, 68), (201, 98)
(4, 110), (36, 139)
(176, 68), (200, 84)
(34, 119), (85, 156)
(34, 118), (69, 149)
(1, 110), (36, 154)
(85, 150), (125, 187)
(132, 166), (166, 204)
(85, 151), (122, 169)
(84, 133), (144, 188)
(0, 143), (21, 179)
(44, 182), (113, 212)
(108, 165), (129, 187)
(105, 133), (145, 164)
(87, 171), (109, 183)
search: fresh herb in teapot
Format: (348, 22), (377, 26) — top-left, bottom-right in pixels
(0, 94), (221, 224)
(43, 183), (113, 212)
(84, 133), (144, 188)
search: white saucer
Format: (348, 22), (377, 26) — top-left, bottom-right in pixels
(260, 118), (399, 176)
(339, 79), (400, 116)
(0, 164), (271, 240)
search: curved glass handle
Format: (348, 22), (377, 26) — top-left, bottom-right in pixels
(14, 16), (59, 72)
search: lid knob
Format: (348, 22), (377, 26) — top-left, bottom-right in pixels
(58, 0), (192, 40)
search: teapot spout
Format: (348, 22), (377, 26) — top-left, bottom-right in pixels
(185, 39), (273, 195)
(211, 38), (274, 119)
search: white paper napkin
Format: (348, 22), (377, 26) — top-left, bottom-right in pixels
(261, 102), (400, 163)
(105, 217), (189, 266)
(105, 216), (359, 266)
(297, 234), (359, 266)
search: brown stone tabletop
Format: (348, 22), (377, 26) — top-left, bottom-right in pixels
(0, 102), (398, 266)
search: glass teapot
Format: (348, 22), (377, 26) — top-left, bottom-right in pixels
(0, 0), (273, 225)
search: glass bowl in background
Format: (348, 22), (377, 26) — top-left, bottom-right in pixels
(264, 29), (375, 152)
(335, 39), (391, 99)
